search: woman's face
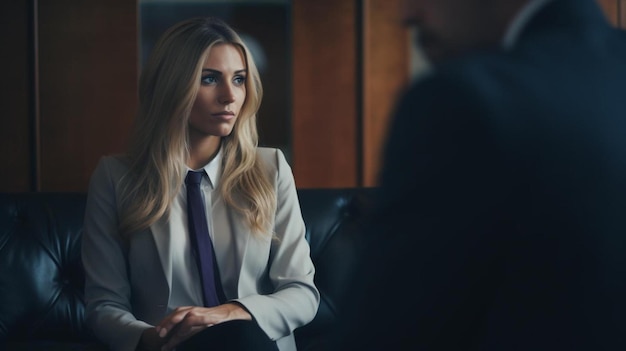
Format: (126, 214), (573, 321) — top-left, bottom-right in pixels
(188, 43), (247, 139)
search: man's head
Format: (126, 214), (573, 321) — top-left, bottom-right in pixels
(401, 0), (530, 63)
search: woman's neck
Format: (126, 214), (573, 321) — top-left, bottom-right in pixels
(187, 135), (221, 170)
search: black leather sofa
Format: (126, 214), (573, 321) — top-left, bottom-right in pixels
(0, 188), (376, 351)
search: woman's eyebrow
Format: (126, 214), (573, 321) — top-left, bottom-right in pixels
(201, 68), (247, 74)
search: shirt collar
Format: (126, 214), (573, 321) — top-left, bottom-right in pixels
(502, 0), (553, 50)
(187, 145), (223, 189)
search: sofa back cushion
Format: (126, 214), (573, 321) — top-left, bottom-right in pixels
(0, 193), (93, 342)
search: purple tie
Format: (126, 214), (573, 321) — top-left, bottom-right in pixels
(185, 170), (222, 307)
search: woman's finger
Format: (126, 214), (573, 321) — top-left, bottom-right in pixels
(155, 306), (195, 338)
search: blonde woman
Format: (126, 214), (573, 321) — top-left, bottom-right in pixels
(82, 17), (319, 351)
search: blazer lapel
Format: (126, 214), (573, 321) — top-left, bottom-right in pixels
(220, 196), (273, 296)
(151, 214), (173, 290)
(211, 193), (249, 298)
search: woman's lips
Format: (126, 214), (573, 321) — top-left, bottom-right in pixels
(211, 111), (236, 120)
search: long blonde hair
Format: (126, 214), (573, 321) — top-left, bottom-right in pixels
(119, 17), (275, 236)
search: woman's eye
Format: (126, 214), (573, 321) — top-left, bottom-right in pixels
(233, 76), (246, 86)
(201, 75), (217, 85)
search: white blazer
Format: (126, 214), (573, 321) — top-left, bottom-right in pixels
(82, 148), (320, 351)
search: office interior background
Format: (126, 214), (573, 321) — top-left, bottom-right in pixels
(1, 0), (625, 193)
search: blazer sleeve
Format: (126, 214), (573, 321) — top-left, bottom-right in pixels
(234, 149), (321, 340)
(82, 157), (151, 351)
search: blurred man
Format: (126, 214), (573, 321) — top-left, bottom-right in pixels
(337, 0), (626, 350)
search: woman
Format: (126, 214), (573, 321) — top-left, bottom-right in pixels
(82, 17), (319, 351)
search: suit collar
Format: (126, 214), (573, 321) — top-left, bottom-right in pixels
(187, 143), (223, 189)
(503, 0), (553, 50)
(515, 0), (611, 46)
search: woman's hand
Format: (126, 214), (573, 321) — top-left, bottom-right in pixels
(155, 303), (252, 351)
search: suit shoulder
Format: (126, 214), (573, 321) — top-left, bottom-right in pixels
(255, 147), (291, 180)
(405, 52), (535, 114)
(256, 147), (278, 159)
(97, 154), (129, 169)
(90, 154), (130, 189)
(256, 147), (288, 165)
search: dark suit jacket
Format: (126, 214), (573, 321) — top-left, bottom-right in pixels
(338, 0), (626, 350)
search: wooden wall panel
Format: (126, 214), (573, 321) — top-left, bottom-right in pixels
(0, 0), (32, 192)
(38, 0), (138, 192)
(362, 0), (410, 187)
(598, 0), (620, 26)
(618, 0), (626, 29)
(292, 0), (358, 188)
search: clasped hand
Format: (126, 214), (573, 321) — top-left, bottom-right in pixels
(141, 302), (252, 351)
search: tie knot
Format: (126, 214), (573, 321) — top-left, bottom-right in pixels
(185, 170), (204, 186)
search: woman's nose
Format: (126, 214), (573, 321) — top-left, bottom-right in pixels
(218, 82), (236, 104)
